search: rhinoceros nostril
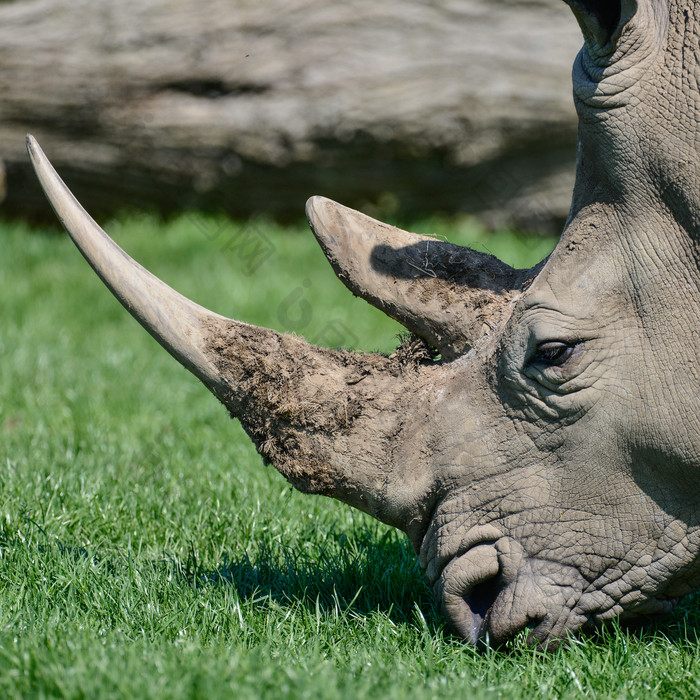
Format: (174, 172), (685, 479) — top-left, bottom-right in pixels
(466, 573), (502, 634)
(437, 543), (501, 643)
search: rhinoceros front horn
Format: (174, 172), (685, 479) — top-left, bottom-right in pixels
(25, 135), (454, 540)
(26, 135), (230, 394)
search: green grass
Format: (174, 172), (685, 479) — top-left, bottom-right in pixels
(1, 212), (699, 698)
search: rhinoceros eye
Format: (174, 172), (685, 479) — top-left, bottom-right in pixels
(531, 341), (575, 368)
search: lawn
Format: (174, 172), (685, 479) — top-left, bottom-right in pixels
(1, 211), (699, 698)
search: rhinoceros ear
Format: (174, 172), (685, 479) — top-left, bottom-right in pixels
(563, 0), (637, 47)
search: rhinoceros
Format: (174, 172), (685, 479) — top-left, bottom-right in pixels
(25, 0), (700, 646)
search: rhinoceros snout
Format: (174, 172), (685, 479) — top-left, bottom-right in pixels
(433, 533), (598, 646)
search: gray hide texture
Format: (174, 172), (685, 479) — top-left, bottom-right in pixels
(26, 0), (700, 646)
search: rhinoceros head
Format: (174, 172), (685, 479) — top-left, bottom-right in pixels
(27, 0), (700, 646)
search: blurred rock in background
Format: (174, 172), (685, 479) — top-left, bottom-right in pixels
(0, 0), (581, 231)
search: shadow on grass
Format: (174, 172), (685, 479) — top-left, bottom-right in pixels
(172, 524), (444, 631)
(15, 516), (444, 635)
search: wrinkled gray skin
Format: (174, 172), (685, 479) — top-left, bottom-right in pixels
(26, 0), (700, 646)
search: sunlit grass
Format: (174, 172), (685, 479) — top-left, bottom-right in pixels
(1, 213), (699, 698)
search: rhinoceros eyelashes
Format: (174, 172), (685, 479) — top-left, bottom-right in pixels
(531, 341), (576, 369)
(523, 340), (585, 392)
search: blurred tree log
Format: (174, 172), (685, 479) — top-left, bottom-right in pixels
(0, 0), (581, 231)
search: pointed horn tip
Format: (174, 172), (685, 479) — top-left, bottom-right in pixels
(26, 133), (40, 160)
(306, 195), (380, 251)
(25, 134), (53, 181)
(305, 194), (323, 218)
(305, 195), (342, 242)
(305, 194), (336, 220)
